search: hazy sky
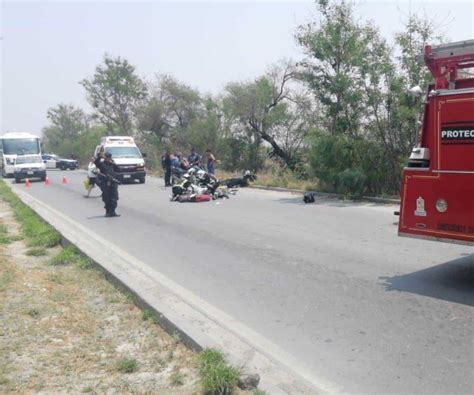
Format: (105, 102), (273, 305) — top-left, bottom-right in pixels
(1, 0), (473, 135)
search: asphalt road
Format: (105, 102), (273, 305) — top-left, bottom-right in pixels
(10, 170), (473, 394)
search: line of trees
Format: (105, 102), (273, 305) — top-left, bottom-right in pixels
(42, 0), (442, 196)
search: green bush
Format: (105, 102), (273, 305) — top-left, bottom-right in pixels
(198, 348), (240, 395)
(308, 131), (399, 197)
(337, 168), (366, 198)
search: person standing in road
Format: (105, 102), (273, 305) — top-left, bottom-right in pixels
(85, 157), (98, 198)
(95, 152), (121, 217)
(205, 149), (216, 175)
(188, 147), (201, 168)
(161, 150), (172, 187)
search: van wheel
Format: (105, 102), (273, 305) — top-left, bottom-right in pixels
(139, 176), (145, 184)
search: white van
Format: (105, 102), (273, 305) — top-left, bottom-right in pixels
(94, 136), (146, 183)
(0, 132), (42, 178)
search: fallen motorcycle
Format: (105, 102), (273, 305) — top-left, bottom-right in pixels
(169, 168), (232, 202)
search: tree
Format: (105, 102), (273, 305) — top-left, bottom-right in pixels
(80, 54), (146, 135)
(297, 1), (444, 195)
(46, 104), (87, 139)
(223, 62), (310, 171)
(135, 75), (206, 169)
(296, 0), (367, 137)
(42, 104), (88, 156)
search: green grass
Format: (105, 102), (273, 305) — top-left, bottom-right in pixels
(0, 266), (14, 292)
(142, 309), (153, 321)
(116, 358), (139, 374)
(49, 246), (93, 269)
(0, 180), (61, 248)
(0, 234), (22, 244)
(49, 246), (77, 266)
(0, 221), (23, 244)
(198, 348), (240, 395)
(25, 247), (48, 256)
(75, 255), (93, 269)
(170, 371), (185, 386)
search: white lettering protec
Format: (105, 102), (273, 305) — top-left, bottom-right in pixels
(441, 127), (474, 140)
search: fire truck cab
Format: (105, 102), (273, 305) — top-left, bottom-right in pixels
(399, 39), (474, 245)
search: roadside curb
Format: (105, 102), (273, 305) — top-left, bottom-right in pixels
(7, 183), (332, 395)
(250, 185), (400, 205)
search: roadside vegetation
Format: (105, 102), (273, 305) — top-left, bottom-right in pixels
(0, 180), (61, 248)
(40, 0), (442, 198)
(0, 182), (262, 394)
(198, 349), (241, 395)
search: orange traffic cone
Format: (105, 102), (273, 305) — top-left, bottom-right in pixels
(44, 177), (50, 186)
(62, 176), (68, 185)
(25, 178), (30, 188)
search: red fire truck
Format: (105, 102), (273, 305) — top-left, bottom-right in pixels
(398, 39), (474, 245)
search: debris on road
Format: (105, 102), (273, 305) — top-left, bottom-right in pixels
(303, 192), (316, 203)
(170, 168), (239, 202)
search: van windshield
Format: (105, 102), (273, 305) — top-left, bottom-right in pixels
(105, 147), (142, 159)
(2, 138), (40, 155)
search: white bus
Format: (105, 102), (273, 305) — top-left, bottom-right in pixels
(0, 132), (42, 177)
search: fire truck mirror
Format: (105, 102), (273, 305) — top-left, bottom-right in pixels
(408, 148), (430, 168)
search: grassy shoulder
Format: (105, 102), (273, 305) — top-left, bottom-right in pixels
(0, 180), (61, 248)
(0, 196), (198, 393)
(0, 180), (262, 394)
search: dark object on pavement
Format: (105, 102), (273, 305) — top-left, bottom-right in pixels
(222, 170), (256, 188)
(238, 373), (260, 391)
(303, 192), (316, 204)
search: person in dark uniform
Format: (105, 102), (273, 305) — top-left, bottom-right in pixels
(95, 151), (121, 217)
(161, 150), (172, 187)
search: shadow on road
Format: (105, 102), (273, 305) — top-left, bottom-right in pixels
(379, 254), (474, 306)
(276, 196), (391, 208)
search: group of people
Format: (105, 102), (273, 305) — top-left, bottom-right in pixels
(161, 148), (216, 187)
(83, 147), (217, 217)
(85, 149), (121, 217)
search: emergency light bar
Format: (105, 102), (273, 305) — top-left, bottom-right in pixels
(102, 136), (135, 145)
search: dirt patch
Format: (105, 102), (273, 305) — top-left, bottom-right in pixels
(0, 199), (199, 394)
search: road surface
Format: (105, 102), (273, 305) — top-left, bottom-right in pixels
(9, 171), (474, 394)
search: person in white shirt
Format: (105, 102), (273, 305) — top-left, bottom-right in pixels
(85, 157), (99, 197)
